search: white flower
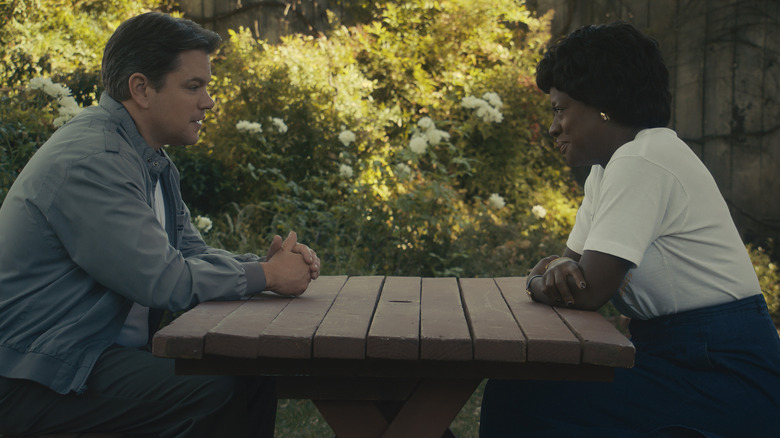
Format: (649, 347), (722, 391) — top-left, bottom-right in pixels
(43, 81), (70, 99)
(52, 117), (68, 128)
(338, 130), (356, 146)
(339, 163), (354, 178)
(417, 117), (435, 130)
(532, 204), (548, 219)
(58, 96), (81, 116)
(28, 77), (49, 90)
(28, 78), (83, 127)
(461, 93), (504, 123)
(194, 215), (213, 233)
(51, 96), (82, 127)
(460, 95), (484, 109)
(425, 128), (450, 146)
(29, 77), (70, 98)
(481, 92), (503, 109)
(476, 105), (504, 123)
(488, 193), (506, 210)
(270, 117), (288, 133)
(409, 136), (428, 154)
(28, 77), (69, 99)
(395, 163), (412, 177)
(236, 120), (263, 134)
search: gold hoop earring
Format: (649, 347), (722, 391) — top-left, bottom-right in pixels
(600, 112), (610, 121)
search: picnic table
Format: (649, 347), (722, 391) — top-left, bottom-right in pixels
(152, 275), (635, 438)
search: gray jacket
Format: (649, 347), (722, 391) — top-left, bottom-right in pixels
(0, 93), (266, 394)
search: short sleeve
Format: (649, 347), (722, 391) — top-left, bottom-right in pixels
(583, 156), (680, 267)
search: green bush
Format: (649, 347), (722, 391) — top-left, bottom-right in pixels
(747, 242), (780, 324)
(0, 0), (159, 203)
(4, 0), (776, 324)
(179, 0), (579, 276)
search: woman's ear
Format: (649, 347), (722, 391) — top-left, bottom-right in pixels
(127, 73), (150, 109)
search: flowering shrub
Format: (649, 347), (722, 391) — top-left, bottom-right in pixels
(748, 242), (780, 324)
(462, 93), (504, 123)
(28, 77), (83, 127)
(488, 193), (506, 210)
(2, 1), (778, 322)
(164, 0), (584, 276)
(193, 215), (213, 233)
(236, 120), (263, 135)
(1, 0), (157, 203)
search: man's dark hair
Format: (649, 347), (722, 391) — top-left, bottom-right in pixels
(536, 22), (672, 129)
(102, 12), (222, 102)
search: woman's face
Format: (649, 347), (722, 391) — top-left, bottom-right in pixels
(548, 88), (613, 167)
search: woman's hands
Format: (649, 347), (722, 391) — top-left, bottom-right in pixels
(527, 254), (586, 306)
(526, 249), (630, 310)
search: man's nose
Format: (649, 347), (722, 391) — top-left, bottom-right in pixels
(202, 92), (215, 110)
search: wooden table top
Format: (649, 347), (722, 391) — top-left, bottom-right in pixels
(152, 276), (634, 380)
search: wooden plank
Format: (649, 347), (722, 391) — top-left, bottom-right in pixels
(702, 0), (734, 136)
(733, 2), (766, 135)
(674, 0), (707, 140)
(366, 276), (421, 360)
(313, 276), (385, 359)
(495, 277), (580, 364)
(420, 277), (472, 361)
(151, 300), (244, 359)
(701, 1), (735, 195)
(255, 275), (347, 359)
(730, 2), (768, 224)
(313, 400), (389, 438)
(647, 0), (679, 125)
(459, 278), (525, 362)
(276, 376), (417, 400)
(554, 307), (635, 368)
(175, 356), (617, 381)
(762, 0), (780, 225)
(382, 378), (482, 438)
(204, 295), (291, 358)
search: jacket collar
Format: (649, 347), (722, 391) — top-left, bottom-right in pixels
(98, 92), (171, 179)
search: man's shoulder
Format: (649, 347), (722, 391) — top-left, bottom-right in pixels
(42, 106), (139, 159)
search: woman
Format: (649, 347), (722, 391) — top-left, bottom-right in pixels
(479, 22), (780, 437)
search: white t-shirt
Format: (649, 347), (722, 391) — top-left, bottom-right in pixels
(567, 128), (760, 320)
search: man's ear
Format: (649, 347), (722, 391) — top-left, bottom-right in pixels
(127, 73), (151, 109)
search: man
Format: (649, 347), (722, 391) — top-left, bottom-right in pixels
(0, 12), (319, 437)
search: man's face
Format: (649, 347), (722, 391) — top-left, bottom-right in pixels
(144, 49), (214, 149)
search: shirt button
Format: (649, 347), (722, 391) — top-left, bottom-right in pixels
(153, 161), (159, 166)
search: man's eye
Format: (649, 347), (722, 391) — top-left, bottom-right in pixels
(552, 107), (564, 115)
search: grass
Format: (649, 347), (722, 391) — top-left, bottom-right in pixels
(274, 380), (485, 437)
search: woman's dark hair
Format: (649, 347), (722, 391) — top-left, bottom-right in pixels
(536, 22), (671, 128)
(102, 12), (222, 102)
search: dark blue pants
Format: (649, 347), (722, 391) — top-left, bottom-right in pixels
(479, 295), (780, 437)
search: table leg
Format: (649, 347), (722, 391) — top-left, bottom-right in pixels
(313, 400), (389, 438)
(312, 378), (481, 438)
(383, 378), (481, 438)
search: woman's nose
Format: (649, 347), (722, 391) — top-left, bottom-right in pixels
(548, 119), (560, 138)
